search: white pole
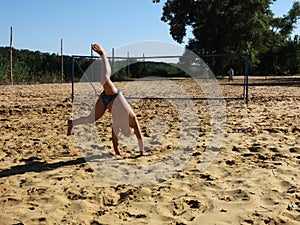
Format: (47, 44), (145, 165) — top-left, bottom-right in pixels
(61, 38), (64, 83)
(10, 26), (13, 85)
(112, 48), (115, 74)
(127, 52), (130, 77)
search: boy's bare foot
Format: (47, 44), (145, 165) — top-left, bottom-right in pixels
(67, 120), (73, 136)
(140, 151), (152, 157)
(115, 151), (129, 158)
(114, 147), (123, 156)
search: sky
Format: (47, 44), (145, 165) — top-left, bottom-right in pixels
(0, 0), (299, 57)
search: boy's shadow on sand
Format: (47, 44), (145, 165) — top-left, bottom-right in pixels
(0, 155), (101, 178)
(0, 153), (144, 178)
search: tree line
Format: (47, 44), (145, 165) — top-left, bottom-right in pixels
(0, 47), (186, 84)
(0, 47), (70, 84)
(0, 41), (298, 85)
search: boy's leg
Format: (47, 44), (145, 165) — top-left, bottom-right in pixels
(103, 80), (119, 95)
(67, 98), (107, 135)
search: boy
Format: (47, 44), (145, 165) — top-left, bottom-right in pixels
(68, 44), (150, 156)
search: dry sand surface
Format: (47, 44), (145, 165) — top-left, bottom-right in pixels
(0, 77), (299, 225)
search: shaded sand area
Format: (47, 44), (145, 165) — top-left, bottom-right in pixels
(0, 77), (299, 224)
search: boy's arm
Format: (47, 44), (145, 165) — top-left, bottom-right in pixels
(112, 128), (122, 156)
(133, 118), (151, 156)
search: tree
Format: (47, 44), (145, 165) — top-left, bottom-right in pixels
(260, 35), (300, 75)
(154, 0), (300, 74)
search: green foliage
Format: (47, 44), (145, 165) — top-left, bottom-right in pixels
(112, 61), (185, 80)
(0, 47), (187, 84)
(154, 0), (300, 75)
(258, 35), (300, 75)
(0, 47), (76, 84)
(129, 61), (183, 78)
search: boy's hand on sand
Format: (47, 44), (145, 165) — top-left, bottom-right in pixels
(92, 44), (105, 56)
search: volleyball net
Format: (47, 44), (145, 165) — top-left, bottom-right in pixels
(71, 53), (249, 103)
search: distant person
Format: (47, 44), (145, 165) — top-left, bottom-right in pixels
(228, 67), (234, 81)
(204, 66), (209, 82)
(67, 43), (150, 157)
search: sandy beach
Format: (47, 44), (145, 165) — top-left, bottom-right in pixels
(0, 77), (299, 225)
